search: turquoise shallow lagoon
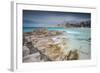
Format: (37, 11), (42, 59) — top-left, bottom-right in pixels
(23, 27), (91, 60)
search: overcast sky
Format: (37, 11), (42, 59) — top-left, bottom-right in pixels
(23, 10), (91, 27)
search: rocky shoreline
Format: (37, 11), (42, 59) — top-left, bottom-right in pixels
(23, 28), (79, 62)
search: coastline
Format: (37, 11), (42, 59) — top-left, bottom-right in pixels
(23, 28), (90, 62)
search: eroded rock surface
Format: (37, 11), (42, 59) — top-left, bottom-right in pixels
(23, 28), (79, 62)
(23, 46), (30, 57)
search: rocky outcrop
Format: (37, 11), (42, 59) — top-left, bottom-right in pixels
(23, 28), (79, 62)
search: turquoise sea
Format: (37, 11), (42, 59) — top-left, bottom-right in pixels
(23, 27), (90, 40)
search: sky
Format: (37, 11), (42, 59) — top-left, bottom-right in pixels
(23, 10), (91, 27)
